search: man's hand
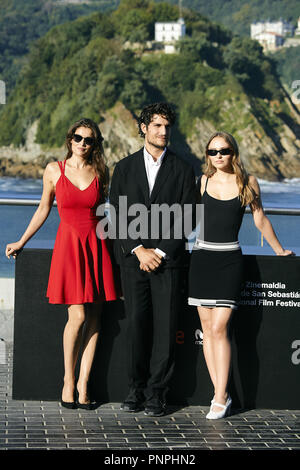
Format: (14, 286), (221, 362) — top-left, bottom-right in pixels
(134, 247), (162, 272)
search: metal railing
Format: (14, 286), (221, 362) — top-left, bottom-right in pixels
(0, 198), (57, 206)
(0, 198), (299, 258)
(245, 207), (300, 215)
(1, 197), (300, 215)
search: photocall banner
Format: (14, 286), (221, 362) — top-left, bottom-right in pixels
(170, 255), (300, 409)
(12, 250), (300, 409)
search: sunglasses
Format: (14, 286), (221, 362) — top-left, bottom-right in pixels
(207, 148), (232, 156)
(73, 133), (94, 146)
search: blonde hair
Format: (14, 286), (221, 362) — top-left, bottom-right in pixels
(205, 132), (257, 207)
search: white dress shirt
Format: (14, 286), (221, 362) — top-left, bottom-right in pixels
(144, 146), (166, 194)
(132, 147), (167, 259)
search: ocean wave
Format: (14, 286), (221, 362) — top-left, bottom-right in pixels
(257, 178), (300, 193)
(0, 176), (43, 194)
(1, 176), (300, 206)
(1, 177), (299, 193)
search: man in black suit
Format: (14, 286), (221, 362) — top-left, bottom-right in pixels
(109, 103), (196, 416)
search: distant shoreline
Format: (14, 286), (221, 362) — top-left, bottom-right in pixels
(1, 157), (300, 182)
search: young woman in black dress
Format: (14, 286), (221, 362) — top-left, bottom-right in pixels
(188, 132), (293, 419)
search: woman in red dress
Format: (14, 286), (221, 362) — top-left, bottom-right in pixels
(6, 118), (119, 409)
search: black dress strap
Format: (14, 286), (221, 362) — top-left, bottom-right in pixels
(204, 175), (209, 191)
(196, 175), (209, 193)
(196, 175), (206, 202)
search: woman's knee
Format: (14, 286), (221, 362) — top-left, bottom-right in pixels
(198, 307), (212, 333)
(211, 322), (228, 339)
(199, 318), (214, 341)
(67, 306), (86, 328)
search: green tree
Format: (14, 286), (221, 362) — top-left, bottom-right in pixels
(0, 0), (112, 95)
(178, 35), (223, 69)
(120, 79), (148, 110)
(223, 37), (264, 94)
(116, 9), (153, 42)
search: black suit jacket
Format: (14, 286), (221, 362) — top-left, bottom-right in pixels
(109, 147), (197, 269)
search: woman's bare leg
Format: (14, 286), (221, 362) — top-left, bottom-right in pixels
(76, 303), (102, 404)
(197, 306), (217, 393)
(62, 304), (86, 403)
(210, 307), (233, 411)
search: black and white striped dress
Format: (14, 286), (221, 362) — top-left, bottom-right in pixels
(188, 176), (245, 310)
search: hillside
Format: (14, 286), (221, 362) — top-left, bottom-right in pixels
(164, 1), (300, 36)
(273, 45), (300, 91)
(1, 0), (299, 97)
(174, 0), (300, 92)
(0, 0), (118, 95)
(0, 0), (300, 181)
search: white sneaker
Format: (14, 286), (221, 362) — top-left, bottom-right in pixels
(206, 395), (232, 420)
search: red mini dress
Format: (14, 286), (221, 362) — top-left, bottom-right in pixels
(46, 160), (119, 304)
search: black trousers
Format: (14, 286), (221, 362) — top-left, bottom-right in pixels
(120, 266), (184, 400)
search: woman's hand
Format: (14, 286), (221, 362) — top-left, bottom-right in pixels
(276, 249), (295, 256)
(249, 177), (296, 258)
(5, 241), (24, 259)
(4, 164), (56, 261)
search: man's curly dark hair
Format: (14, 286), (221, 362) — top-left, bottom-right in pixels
(138, 102), (176, 138)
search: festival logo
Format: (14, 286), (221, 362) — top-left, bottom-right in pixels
(195, 329), (203, 346)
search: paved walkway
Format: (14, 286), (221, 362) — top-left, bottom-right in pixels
(1, 343), (300, 454)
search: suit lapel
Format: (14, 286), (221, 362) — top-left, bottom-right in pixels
(136, 150), (151, 206)
(149, 149), (173, 203)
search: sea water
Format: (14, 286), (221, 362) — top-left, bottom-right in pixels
(0, 176), (299, 277)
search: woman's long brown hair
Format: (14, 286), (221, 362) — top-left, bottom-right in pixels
(65, 118), (108, 197)
(204, 131), (258, 207)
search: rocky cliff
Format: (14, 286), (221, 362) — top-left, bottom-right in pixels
(1, 99), (300, 181)
(0, 103), (142, 179)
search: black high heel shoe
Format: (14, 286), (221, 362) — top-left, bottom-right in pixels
(61, 399), (77, 409)
(76, 388), (94, 410)
(61, 384), (77, 409)
(76, 401), (93, 410)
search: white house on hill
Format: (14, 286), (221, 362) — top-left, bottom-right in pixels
(251, 19), (295, 51)
(155, 18), (186, 53)
(251, 19), (294, 38)
(296, 17), (300, 35)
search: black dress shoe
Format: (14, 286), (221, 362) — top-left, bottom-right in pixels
(120, 400), (144, 412)
(144, 396), (166, 417)
(120, 389), (145, 412)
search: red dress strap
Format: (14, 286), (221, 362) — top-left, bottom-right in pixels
(58, 160), (66, 175)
